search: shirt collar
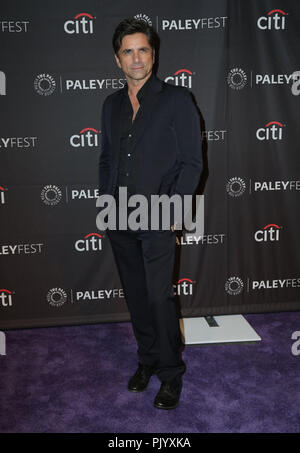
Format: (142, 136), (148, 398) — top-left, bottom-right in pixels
(123, 71), (155, 103)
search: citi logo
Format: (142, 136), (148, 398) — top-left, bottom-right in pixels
(173, 278), (194, 296)
(70, 127), (99, 148)
(0, 289), (13, 307)
(0, 186), (6, 204)
(75, 233), (103, 252)
(257, 9), (287, 30)
(254, 224), (281, 242)
(256, 121), (284, 141)
(165, 69), (193, 88)
(64, 12), (95, 34)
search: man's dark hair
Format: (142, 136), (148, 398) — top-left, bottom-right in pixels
(112, 18), (158, 57)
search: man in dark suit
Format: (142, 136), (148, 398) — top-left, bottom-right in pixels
(98, 18), (202, 409)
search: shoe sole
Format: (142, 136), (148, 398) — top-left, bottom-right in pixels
(153, 401), (179, 410)
(127, 386), (148, 393)
(127, 381), (150, 392)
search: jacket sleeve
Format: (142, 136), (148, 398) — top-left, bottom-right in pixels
(172, 87), (203, 198)
(98, 97), (112, 195)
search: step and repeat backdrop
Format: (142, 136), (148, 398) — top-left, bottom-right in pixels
(1, 0), (300, 329)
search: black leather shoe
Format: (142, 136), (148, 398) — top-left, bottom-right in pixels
(153, 379), (182, 410)
(127, 363), (156, 392)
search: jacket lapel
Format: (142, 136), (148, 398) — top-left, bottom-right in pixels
(111, 93), (123, 162)
(130, 87), (162, 152)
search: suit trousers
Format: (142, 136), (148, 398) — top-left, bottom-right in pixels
(106, 209), (186, 383)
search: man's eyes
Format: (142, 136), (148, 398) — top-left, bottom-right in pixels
(124, 48), (148, 54)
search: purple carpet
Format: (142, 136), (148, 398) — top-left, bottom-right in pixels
(0, 311), (299, 433)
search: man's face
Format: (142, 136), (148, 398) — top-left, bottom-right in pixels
(115, 32), (155, 82)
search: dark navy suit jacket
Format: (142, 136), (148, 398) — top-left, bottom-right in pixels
(98, 73), (203, 226)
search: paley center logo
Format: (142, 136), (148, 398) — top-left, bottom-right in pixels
(257, 9), (287, 30)
(173, 278), (195, 296)
(226, 276), (300, 292)
(226, 177), (246, 197)
(34, 74), (56, 96)
(75, 233), (103, 252)
(0, 289), (13, 307)
(256, 121), (285, 141)
(133, 13), (152, 26)
(47, 288), (67, 307)
(227, 177), (300, 196)
(225, 277), (244, 295)
(40, 184), (100, 204)
(41, 185), (63, 205)
(64, 12), (95, 34)
(70, 127), (100, 148)
(35, 74), (125, 94)
(165, 69), (194, 88)
(227, 68), (299, 90)
(47, 287), (124, 305)
(227, 68), (247, 90)
(254, 223), (281, 242)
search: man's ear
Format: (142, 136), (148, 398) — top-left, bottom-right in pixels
(115, 53), (121, 68)
(152, 49), (155, 63)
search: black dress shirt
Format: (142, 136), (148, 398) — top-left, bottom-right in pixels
(114, 71), (154, 205)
